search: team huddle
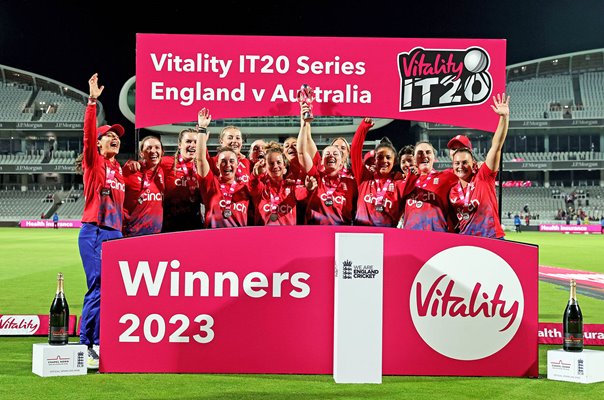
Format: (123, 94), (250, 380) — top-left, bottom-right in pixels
(76, 73), (509, 368)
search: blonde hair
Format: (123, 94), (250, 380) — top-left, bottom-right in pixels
(219, 125), (242, 142)
(264, 141), (288, 166)
(331, 136), (351, 166)
(248, 139), (266, 160)
(330, 137), (350, 153)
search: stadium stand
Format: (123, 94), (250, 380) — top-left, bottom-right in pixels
(0, 188), (57, 221)
(36, 89), (86, 122)
(54, 188), (85, 219)
(0, 81), (34, 122)
(506, 50), (604, 120)
(500, 185), (604, 226)
(0, 65), (106, 225)
(507, 75), (575, 120)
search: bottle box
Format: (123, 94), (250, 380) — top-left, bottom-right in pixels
(32, 343), (88, 377)
(547, 349), (604, 383)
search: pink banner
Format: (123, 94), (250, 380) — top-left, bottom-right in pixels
(101, 226), (538, 377)
(539, 224), (602, 234)
(539, 323), (604, 345)
(20, 220), (82, 228)
(136, 34), (506, 131)
(501, 181), (533, 187)
(0, 314), (77, 336)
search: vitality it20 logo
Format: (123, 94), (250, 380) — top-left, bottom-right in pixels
(398, 47), (492, 111)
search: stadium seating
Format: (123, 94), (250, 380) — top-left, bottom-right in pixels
(36, 89), (86, 122)
(55, 189), (84, 219)
(502, 151), (603, 162)
(0, 151), (45, 165)
(507, 71), (604, 119)
(0, 190), (55, 221)
(49, 150), (77, 164)
(0, 82), (34, 121)
(500, 185), (604, 225)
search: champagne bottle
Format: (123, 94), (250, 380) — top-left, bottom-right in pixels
(562, 279), (583, 352)
(48, 272), (69, 345)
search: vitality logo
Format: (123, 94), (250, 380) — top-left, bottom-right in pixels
(398, 47), (493, 111)
(410, 246), (524, 360)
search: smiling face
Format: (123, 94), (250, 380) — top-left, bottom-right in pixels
(283, 137), (297, 161)
(178, 131), (197, 162)
(249, 140), (266, 163)
(414, 142), (435, 174)
(97, 131), (121, 158)
(400, 154), (414, 174)
(375, 147), (396, 176)
(322, 145), (342, 174)
(220, 127), (243, 156)
(266, 151), (287, 181)
(217, 150), (238, 182)
(140, 137), (163, 168)
(452, 149), (475, 183)
(331, 138), (350, 164)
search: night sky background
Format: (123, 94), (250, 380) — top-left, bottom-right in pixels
(2, 1), (604, 152)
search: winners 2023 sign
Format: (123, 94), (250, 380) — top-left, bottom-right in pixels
(100, 226), (538, 377)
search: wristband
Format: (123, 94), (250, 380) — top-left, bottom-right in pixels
(196, 125), (208, 134)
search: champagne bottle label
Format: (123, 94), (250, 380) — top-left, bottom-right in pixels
(49, 327), (68, 338)
(564, 332), (584, 342)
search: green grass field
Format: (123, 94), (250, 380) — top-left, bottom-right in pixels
(1, 228), (602, 399)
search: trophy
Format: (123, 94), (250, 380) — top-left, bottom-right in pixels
(297, 84), (315, 122)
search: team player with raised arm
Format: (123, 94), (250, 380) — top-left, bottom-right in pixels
(297, 104), (358, 225)
(159, 127), (204, 233)
(195, 108), (252, 228)
(77, 73), (126, 370)
(448, 93), (510, 238)
(350, 118), (406, 227)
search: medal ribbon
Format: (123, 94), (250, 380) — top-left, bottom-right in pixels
(178, 155), (198, 196)
(138, 166), (160, 203)
(236, 159), (247, 180)
(220, 182), (237, 212)
(268, 181), (283, 213)
(322, 176), (340, 203)
(415, 169), (436, 188)
(455, 181), (473, 223)
(456, 181), (473, 208)
(374, 178), (392, 208)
